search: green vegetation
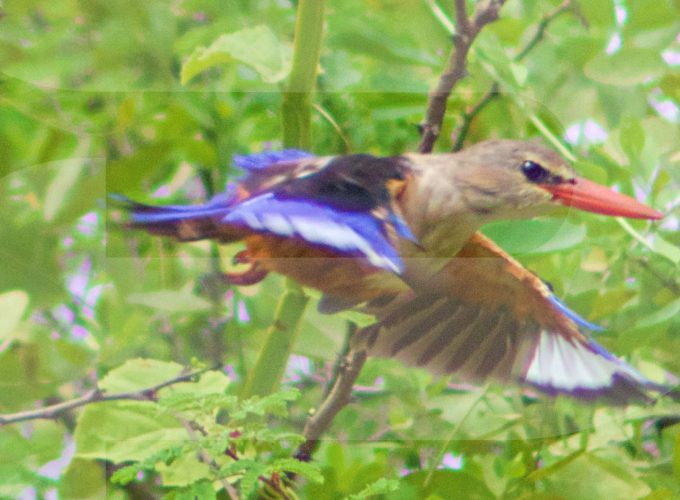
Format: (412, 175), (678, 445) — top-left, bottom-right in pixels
(1, 0), (679, 498)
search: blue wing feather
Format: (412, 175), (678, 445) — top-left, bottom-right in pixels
(120, 149), (417, 273)
(222, 193), (404, 272)
(233, 149), (314, 171)
(547, 294), (604, 332)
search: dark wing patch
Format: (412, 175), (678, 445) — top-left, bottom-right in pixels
(279, 154), (409, 211)
(225, 153), (417, 271)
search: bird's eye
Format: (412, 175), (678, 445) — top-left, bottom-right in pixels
(521, 160), (550, 183)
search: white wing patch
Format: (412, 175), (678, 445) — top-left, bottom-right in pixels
(525, 331), (649, 393)
(222, 193), (402, 273)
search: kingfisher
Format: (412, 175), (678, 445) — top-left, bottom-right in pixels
(118, 139), (677, 404)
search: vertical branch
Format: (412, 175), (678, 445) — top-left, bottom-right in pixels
(197, 167), (228, 365)
(418, 0), (506, 153)
(294, 348), (367, 462)
(240, 290), (310, 398)
(241, 0), (325, 399)
(282, 0), (326, 150)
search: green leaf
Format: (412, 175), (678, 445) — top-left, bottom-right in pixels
(181, 25), (292, 84)
(347, 477), (399, 499)
(481, 219), (587, 255)
(660, 74), (680, 101)
(540, 451), (651, 499)
(156, 451), (212, 487)
(674, 432), (680, 483)
(74, 402), (186, 462)
(402, 470), (494, 499)
(625, 0), (680, 31)
(239, 461), (268, 499)
(0, 191), (64, 305)
(329, 29), (437, 67)
(109, 464), (140, 485)
(510, 62), (528, 88)
(195, 482), (218, 500)
(475, 37), (523, 90)
(578, 0), (615, 26)
(584, 48), (666, 86)
(636, 297), (680, 329)
(58, 459), (107, 500)
(619, 118), (645, 162)
(648, 234), (680, 265)
(0, 290), (28, 345)
(186, 481), (217, 500)
(160, 370), (232, 398)
(0, 420), (64, 466)
(43, 159), (85, 222)
(219, 458), (256, 478)
(0, 421), (65, 495)
(527, 449), (586, 481)
(233, 389), (300, 420)
(98, 358), (185, 393)
(127, 283), (211, 312)
(270, 458), (323, 484)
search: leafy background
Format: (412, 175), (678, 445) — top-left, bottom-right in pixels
(1, 0), (679, 498)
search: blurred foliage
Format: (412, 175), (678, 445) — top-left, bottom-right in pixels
(1, 0), (679, 498)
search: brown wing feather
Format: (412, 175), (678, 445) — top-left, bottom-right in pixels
(352, 232), (659, 403)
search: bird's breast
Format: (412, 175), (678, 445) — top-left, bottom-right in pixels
(398, 156), (481, 260)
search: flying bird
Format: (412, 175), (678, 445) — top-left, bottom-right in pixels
(118, 139), (676, 404)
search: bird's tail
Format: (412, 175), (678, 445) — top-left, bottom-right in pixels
(111, 192), (246, 243)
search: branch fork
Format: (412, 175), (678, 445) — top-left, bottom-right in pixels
(419, 0), (506, 153)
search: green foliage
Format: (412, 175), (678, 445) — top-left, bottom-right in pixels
(181, 25), (292, 85)
(0, 0), (679, 498)
(77, 361), (319, 497)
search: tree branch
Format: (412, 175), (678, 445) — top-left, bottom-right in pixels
(294, 347), (367, 462)
(451, 0), (575, 150)
(418, 0), (506, 153)
(0, 365), (217, 426)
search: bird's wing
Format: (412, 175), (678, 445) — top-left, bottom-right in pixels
(354, 232), (671, 403)
(120, 150), (417, 273)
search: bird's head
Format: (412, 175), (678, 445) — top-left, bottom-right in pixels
(454, 139), (663, 221)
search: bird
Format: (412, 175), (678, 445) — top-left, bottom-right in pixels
(117, 139), (677, 404)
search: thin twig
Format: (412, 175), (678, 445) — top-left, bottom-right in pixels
(418, 0), (506, 153)
(0, 365), (217, 426)
(312, 102), (353, 152)
(451, 0), (575, 150)
(294, 348), (367, 462)
(636, 257), (680, 296)
(452, 82), (500, 151)
(515, 0), (573, 62)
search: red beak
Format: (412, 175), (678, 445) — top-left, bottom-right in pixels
(542, 177), (663, 220)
